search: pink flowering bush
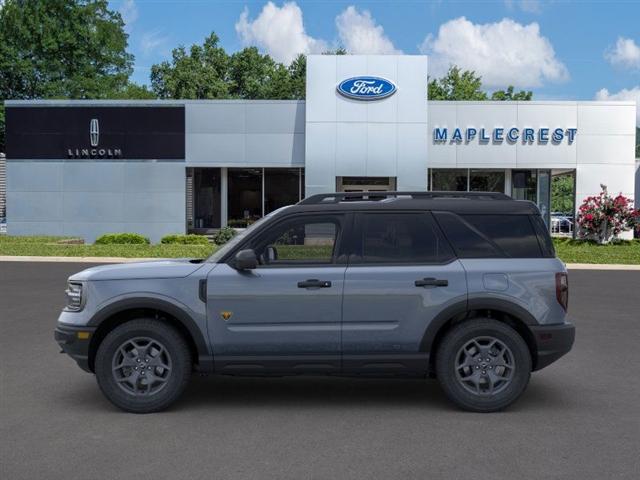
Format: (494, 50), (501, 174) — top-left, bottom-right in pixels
(577, 185), (639, 244)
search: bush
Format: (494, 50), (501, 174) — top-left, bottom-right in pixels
(213, 226), (237, 245)
(576, 184), (639, 244)
(160, 234), (210, 245)
(95, 233), (150, 245)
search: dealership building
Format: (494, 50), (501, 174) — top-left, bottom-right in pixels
(3, 55), (638, 242)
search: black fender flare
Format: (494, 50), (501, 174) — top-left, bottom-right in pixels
(87, 296), (213, 372)
(420, 297), (538, 353)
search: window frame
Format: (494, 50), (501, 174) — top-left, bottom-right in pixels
(225, 212), (351, 268)
(348, 211), (457, 267)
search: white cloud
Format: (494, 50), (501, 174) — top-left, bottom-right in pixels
(504, 0), (542, 14)
(119, 0), (138, 33)
(605, 37), (640, 70)
(140, 30), (168, 56)
(235, 1), (327, 64)
(595, 86), (640, 124)
(420, 17), (568, 88)
(335, 6), (401, 55)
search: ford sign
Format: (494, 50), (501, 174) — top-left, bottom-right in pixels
(337, 77), (397, 100)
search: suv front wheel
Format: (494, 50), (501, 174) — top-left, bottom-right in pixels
(436, 319), (531, 412)
(95, 319), (192, 413)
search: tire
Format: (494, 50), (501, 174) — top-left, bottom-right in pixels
(435, 319), (531, 412)
(95, 319), (192, 413)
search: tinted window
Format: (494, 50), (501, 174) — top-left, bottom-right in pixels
(436, 212), (544, 258)
(355, 213), (454, 264)
(434, 212), (502, 258)
(462, 215), (542, 258)
(530, 215), (555, 257)
(252, 215), (340, 265)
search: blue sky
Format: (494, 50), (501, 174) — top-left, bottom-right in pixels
(113, 0), (639, 120)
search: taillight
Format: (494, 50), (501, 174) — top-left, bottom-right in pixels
(555, 272), (569, 311)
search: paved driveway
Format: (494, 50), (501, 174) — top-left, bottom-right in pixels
(1, 262), (639, 480)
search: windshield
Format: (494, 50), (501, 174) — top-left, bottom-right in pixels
(206, 206), (292, 263)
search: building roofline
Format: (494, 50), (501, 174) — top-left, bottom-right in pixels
(3, 99), (305, 107)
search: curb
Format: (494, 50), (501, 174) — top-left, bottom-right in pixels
(0, 255), (639, 270)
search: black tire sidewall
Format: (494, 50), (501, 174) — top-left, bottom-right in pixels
(436, 319), (531, 412)
(95, 319), (191, 413)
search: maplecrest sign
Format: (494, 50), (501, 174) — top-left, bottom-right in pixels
(433, 127), (577, 144)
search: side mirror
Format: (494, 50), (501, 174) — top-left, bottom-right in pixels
(234, 249), (258, 270)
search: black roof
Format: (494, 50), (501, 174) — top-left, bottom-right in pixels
(286, 191), (540, 215)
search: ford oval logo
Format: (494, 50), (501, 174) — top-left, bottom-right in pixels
(337, 76), (397, 101)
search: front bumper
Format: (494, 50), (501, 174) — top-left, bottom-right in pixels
(530, 322), (575, 371)
(54, 323), (96, 373)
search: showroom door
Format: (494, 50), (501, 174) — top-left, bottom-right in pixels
(336, 176), (396, 192)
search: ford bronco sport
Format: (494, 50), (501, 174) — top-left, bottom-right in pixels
(55, 191), (575, 413)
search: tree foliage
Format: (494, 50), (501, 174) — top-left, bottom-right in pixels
(0, 0), (143, 151)
(428, 66), (533, 101)
(150, 33), (307, 100)
(551, 174), (575, 213)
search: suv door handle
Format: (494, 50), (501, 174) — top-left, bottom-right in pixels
(297, 279), (332, 289)
(415, 278), (448, 287)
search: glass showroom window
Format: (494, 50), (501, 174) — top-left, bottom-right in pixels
(190, 168), (221, 231)
(511, 170), (537, 202)
(470, 170), (505, 193)
(264, 168), (303, 215)
(228, 168), (304, 228)
(430, 169), (468, 191)
(228, 168), (263, 228)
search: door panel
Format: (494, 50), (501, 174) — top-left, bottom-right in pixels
(207, 264), (345, 373)
(341, 212), (467, 374)
(206, 212), (348, 374)
(342, 263), (467, 373)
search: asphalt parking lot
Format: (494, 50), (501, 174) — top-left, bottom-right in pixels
(1, 262), (639, 480)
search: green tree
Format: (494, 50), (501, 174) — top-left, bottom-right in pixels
(428, 66), (488, 101)
(491, 86), (533, 101)
(0, 0), (138, 151)
(150, 33), (230, 99)
(288, 54), (307, 100)
(551, 174), (575, 214)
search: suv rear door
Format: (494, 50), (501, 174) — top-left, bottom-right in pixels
(341, 211), (467, 374)
(206, 213), (348, 374)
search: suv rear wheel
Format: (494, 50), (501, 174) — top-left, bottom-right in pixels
(435, 319), (531, 412)
(95, 319), (191, 413)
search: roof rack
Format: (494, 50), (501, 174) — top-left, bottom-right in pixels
(298, 191), (512, 205)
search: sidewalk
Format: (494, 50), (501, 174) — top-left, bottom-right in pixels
(1, 255), (639, 270)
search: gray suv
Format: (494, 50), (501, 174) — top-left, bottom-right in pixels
(55, 192), (575, 413)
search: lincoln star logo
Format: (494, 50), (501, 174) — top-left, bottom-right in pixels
(337, 76), (397, 100)
(89, 118), (99, 147)
(67, 117), (122, 158)
(220, 311), (233, 321)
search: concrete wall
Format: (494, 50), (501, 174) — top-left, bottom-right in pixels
(305, 55), (428, 196)
(6, 161), (185, 243)
(185, 100), (305, 167)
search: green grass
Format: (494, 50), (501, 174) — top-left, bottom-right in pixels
(553, 238), (640, 264)
(0, 235), (216, 258)
(1, 235), (639, 264)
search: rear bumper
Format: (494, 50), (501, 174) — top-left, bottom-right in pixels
(54, 323), (96, 373)
(530, 322), (575, 371)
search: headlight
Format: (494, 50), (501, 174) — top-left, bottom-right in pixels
(65, 282), (84, 311)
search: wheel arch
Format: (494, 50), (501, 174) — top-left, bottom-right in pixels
(422, 298), (539, 373)
(87, 297), (213, 373)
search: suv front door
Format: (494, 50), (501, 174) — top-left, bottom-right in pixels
(206, 213), (348, 374)
(341, 212), (467, 374)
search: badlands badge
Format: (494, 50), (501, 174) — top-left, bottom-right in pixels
(220, 311), (233, 321)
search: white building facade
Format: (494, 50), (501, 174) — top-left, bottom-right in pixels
(4, 54), (637, 241)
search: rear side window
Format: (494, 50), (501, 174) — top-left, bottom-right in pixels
(530, 215), (556, 257)
(434, 212), (544, 258)
(354, 212), (454, 264)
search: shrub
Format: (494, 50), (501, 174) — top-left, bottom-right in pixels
(95, 233), (150, 245)
(160, 234), (210, 245)
(213, 226), (237, 245)
(576, 184), (639, 244)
